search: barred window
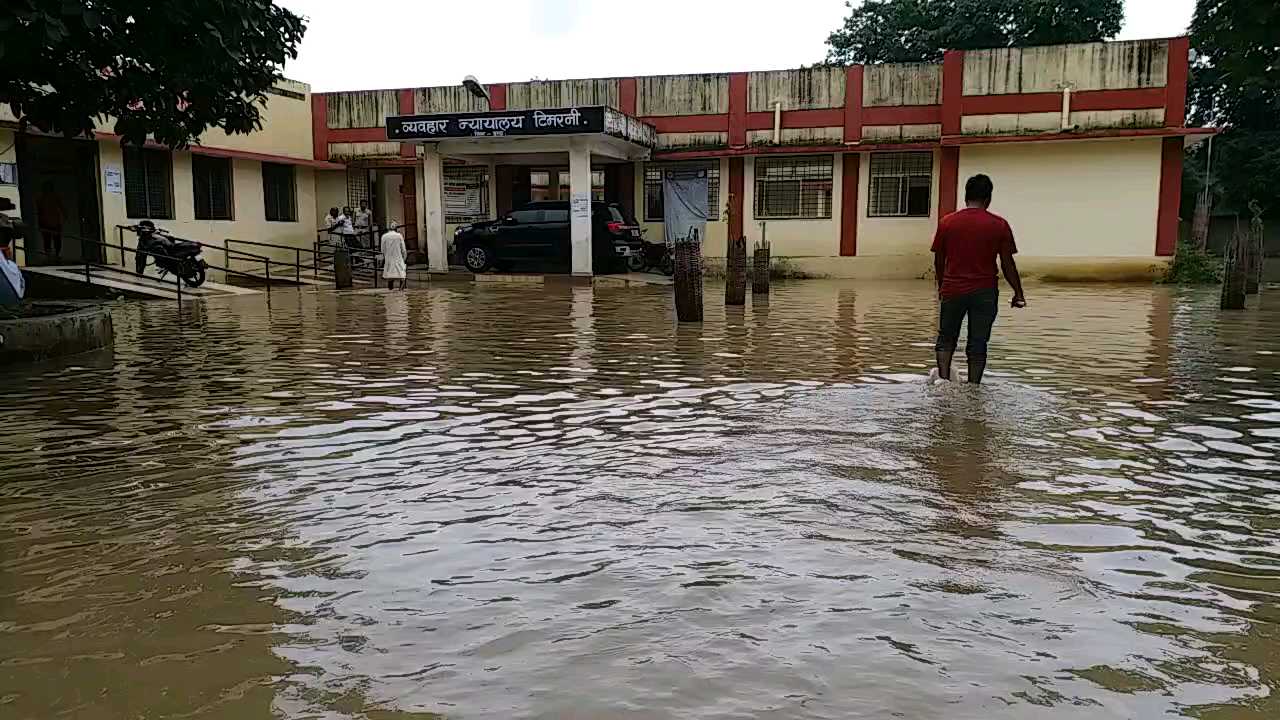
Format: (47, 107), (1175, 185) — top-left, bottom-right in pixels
(444, 166), (490, 223)
(753, 155), (833, 219)
(193, 155), (233, 220)
(868, 152), (933, 218)
(124, 147), (173, 219)
(262, 163), (297, 222)
(644, 162), (721, 221)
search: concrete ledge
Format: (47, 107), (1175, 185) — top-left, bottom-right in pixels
(0, 304), (114, 364)
(695, 255), (1170, 281)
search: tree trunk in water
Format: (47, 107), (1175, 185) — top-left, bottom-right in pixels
(752, 245), (771, 296)
(673, 238), (703, 323)
(1191, 191), (1211, 253)
(1246, 214), (1264, 295)
(725, 236), (747, 306)
(1221, 228), (1248, 309)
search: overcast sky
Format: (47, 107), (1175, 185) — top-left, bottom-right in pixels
(278, 0), (1197, 92)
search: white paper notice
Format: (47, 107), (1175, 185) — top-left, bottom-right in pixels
(571, 193), (591, 219)
(104, 165), (123, 194)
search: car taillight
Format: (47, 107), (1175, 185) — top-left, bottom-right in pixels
(606, 221), (624, 233)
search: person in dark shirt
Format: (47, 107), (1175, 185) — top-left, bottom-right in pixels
(931, 174), (1025, 384)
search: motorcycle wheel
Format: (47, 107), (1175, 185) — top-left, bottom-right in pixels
(626, 254), (646, 273)
(184, 261), (207, 288)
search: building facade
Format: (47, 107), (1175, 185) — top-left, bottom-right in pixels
(2, 37), (1210, 280)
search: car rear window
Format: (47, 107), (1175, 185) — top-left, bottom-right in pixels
(607, 207), (625, 223)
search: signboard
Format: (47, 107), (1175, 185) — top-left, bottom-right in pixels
(444, 182), (482, 219)
(104, 165), (123, 194)
(0, 163), (16, 186)
(387, 106), (657, 147)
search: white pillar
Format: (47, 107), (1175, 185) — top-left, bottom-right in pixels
(422, 145), (447, 273)
(486, 158), (498, 221)
(568, 139), (593, 276)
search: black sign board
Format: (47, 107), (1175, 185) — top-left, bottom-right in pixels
(388, 106), (604, 140)
(385, 106), (658, 147)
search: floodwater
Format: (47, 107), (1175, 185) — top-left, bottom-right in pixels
(2, 281), (1279, 719)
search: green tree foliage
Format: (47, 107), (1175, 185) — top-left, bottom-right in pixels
(1, 1), (306, 148)
(825, 0), (1125, 64)
(1185, 0), (1280, 215)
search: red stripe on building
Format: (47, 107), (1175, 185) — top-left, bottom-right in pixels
(861, 105), (942, 126)
(744, 108), (845, 131)
(328, 127), (389, 143)
(840, 154), (860, 256)
(960, 87), (1166, 116)
(312, 94), (329, 161)
(844, 65), (864, 143)
(942, 126), (1214, 146)
(941, 50), (964, 136)
(938, 146), (960, 218)
(619, 78), (637, 116)
(1164, 36), (1190, 127)
(1156, 136), (1183, 256)
(488, 83), (508, 111)
(644, 114), (730, 133)
(398, 89), (415, 158)
(728, 73), (748, 147)
(728, 157), (745, 241)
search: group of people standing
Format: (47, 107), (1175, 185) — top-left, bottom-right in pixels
(322, 200), (408, 290)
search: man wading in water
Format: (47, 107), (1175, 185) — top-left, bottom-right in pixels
(931, 174), (1025, 384)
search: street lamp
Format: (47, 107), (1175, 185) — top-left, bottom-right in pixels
(462, 75), (490, 108)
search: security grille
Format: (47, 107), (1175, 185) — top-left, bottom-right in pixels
(753, 155), (833, 219)
(443, 166), (490, 223)
(123, 147), (173, 219)
(868, 152), (933, 217)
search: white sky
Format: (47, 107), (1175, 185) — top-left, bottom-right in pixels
(278, 0), (1196, 92)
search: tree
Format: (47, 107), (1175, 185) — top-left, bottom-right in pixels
(1185, 0), (1280, 215)
(1, 1), (306, 148)
(825, 0), (1125, 65)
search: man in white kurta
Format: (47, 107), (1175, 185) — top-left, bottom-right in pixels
(380, 223), (407, 290)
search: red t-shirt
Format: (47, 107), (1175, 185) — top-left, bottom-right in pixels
(931, 208), (1017, 298)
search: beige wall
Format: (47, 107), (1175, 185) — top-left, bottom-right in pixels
(98, 141), (318, 268)
(743, 154), (843, 257)
(856, 149), (941, 262)
(963, 39), (1169, 96)
(956, 138), (1163, 258)
(196, 80), (314, 159)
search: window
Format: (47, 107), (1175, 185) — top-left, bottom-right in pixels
(262, 163), (297, 222)
(868, 152), (933, 217)
(509, 208), (542, 224)
(192, 155), (233, 220)
(557, 169), (606, 202)
(645, 162), (721, 221)
(753, 156), (833, 219)
(543, 208), (569, 223)
(123, 147), (173, 219)
(443, 165), (489, 223)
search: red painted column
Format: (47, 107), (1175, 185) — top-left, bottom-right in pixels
(619, 78), (637, 115)
(1164, 36), (1190, 127)
(843, 65), (864, 143)
(488, 84), (508, 111)
(728, 157), (745, 240)
(398, 89), (415, 158)
(728, 73), (748, 148)
(941, 50), (964, 137)
(939, 146), (960, 218)
(1156, 137), (1183, 256)
(311, 93), (329, 162)
(840, 154), (860, 256)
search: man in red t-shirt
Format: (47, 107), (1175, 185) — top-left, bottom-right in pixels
(930, 174), (1025, 384)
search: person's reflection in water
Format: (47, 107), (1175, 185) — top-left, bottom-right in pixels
(921, 389), (1006, 540)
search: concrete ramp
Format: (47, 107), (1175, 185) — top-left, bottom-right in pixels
(24, 265), (261, 300)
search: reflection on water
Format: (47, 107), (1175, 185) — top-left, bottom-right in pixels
(3, 281), (1279, 719)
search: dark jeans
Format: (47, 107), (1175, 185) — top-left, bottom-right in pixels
(936, 287), (998, 358)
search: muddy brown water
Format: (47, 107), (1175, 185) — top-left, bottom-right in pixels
(2, 281), (1279, 719)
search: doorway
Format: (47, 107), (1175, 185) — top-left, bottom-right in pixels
(17, 135), (103, 266)
(528, 167), (606, 203)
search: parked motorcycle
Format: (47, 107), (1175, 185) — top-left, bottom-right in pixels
(627, 237), (674, 276)
(132, 221), (208, 288)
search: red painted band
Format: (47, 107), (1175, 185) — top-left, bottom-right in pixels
(488, 84), (507, 111)
(1156, 136), (1183, 256)
(728, 73), (748, 147)
(328, 127), (389, 143)
(938, 146), (959, 219)
(619, 78), (637, 116)
(728, 157), (745, 241)
(398, 89), (415, 158)
(1165, 36), (1189, 127)
(844, 65), (864, 143)
(644, 114), (730, 133)
(862, 105), (942, 126)
(941, 50), (965, 136)
(840, 154), (860, 256)
(745, 108), (845, 131)
(960, 87), (1166, 116)
(312, 94), (329, 162)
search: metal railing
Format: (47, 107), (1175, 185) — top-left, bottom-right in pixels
(113, 225), (276, 295)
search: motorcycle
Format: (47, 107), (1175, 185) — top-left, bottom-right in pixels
(132, 221), (208, 288)
(627, 236), (675, 276)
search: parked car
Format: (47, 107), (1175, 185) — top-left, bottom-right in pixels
(452, 201), (643, 273)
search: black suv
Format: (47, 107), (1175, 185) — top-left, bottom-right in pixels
(452, 201), (643, 273)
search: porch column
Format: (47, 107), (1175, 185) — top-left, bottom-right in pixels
(422, 145), (447, 273)
(568, 138), (593, 276)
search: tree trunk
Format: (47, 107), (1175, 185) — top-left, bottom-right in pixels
(1221, 227), (1248, 309)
